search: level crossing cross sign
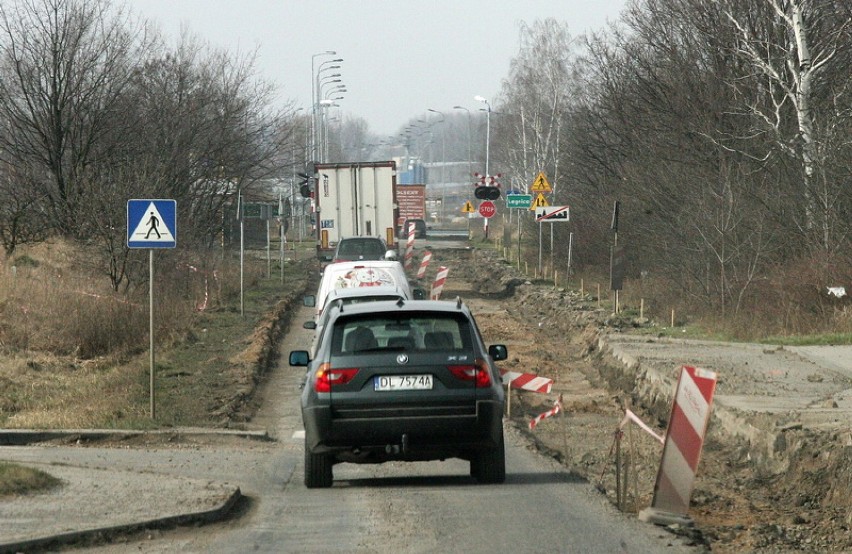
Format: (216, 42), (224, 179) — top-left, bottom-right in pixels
(127, 199), (177, 248)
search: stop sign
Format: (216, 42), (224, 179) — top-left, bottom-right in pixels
(478, 200), (496, 219)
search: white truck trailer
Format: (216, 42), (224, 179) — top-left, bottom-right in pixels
(312, 161), (399, 261)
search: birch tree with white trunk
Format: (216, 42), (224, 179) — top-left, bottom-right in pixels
(715, 0), (852, 253)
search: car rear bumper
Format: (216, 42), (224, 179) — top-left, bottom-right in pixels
(303, 399), (504, 459)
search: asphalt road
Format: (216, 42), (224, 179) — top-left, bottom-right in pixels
(54, 301), (694, 554)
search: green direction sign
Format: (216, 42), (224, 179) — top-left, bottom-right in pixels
(242, 203), (263, 219)
(242, 202), (278, 220)
(506, 194), (532, 209)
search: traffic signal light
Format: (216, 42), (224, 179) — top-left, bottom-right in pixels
(298, 169), (312, 198)
(472, 172), (502, 200)
(474, 186), (501, 200)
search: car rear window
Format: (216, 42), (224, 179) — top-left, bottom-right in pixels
(338, 239), (385, 257)
(331, 313), (473, 354)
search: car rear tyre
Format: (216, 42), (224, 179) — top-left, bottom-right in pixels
(472, 431), (506, 484)
(305, 444), (333, 488)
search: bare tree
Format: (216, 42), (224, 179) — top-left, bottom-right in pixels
(0, 0), (146, 238)
(0, 160), (51, 257)
(712, 0), (852, 255)
(496, 19), (576, 197)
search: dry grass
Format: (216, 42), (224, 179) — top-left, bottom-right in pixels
(0, 462), (62, 497)
(0, 238), (295, 429)
(0, 352), (149, 428)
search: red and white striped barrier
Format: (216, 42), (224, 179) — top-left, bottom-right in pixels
(430, 266), (449, 300)
(640, 365), (717, 527)
(529, 394), (563, 430)
(500, 370), (553, 393)
(619, 409), (664, 445)
(416, 250), (432, 279)
(404, 222), (416, 269)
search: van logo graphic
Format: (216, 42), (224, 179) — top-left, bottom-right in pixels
(396, 354), (409, 365)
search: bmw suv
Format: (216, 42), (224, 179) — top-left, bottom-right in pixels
(289, 298), (508, 488)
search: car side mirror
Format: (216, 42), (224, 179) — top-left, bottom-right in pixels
(384, 249), (398, 261)
(303, 295), (316, 307)
(289, 350), (310, 366)
(412, 287), (427, 300)
(488, 344), (508, 361)
(303, 321), (317, 330)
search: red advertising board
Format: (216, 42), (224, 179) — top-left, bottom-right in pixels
(396, 184), (426, 225)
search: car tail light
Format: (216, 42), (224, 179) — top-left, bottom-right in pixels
(448, 359), (492, 387)
(314, 363), (359, 393)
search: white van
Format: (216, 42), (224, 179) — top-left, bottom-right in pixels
(304, 284), (411, 356)
(308, 260), (424, 321)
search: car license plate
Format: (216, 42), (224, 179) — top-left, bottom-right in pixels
(374, 374), (433, 391)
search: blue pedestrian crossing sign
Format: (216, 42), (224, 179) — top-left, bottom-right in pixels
(127, 199), (177, 248)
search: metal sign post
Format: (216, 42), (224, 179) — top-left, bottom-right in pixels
(127, 199), (177, 419)
(279, 194), (285, 284)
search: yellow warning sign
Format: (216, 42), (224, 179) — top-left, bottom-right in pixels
(530, 171), (552, 193)
(462, 200), (475, 213)
(529, 193), (550, 210)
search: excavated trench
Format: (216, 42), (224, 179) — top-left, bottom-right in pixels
(432, 246), (852, 552)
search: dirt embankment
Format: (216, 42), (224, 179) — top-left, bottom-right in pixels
(437, 246), (852, 553)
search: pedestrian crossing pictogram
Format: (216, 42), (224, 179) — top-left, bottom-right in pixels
(530, 171), (552, 192)
(127, 199), (177, 248)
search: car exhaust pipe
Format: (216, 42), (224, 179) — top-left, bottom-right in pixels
(385, 435), (410, 455)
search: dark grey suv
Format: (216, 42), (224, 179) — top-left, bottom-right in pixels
(289, 298), (508, 488)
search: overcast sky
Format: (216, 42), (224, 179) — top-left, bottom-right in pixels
(130, 0), (628, 137)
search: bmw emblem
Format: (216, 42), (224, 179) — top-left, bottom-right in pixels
(396, 353), (409, 365)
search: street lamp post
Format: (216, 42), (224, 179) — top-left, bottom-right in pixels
(314, 57), (343, 160)
(475, 95), (492, 238)
(322, 84), (346, 160)
(453, 105), (473, 236)
(318, 75), (343, 162)
(322, 97), (344, 160)
(427, 109), (446, 225)
(311, 51), (336, 161)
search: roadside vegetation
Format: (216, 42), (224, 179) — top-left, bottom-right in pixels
(479, 223), (852, 344)
(0, 239), (315, 429)
(0, 0), (849, 504)
(0, 462), (62, 497)
(0, 0), (848, 352)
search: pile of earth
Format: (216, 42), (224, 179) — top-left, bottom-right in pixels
(431, 246), (852, 553)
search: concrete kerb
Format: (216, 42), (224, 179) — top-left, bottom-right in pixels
(0, 427), (271, 446)
(0, 486), (241, 554)
(0, 427), (265, 553)
(596, 335), (782, 465)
